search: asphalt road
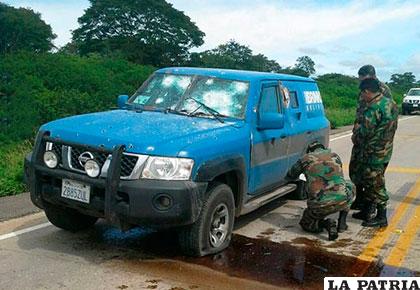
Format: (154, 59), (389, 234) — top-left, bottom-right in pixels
(0, 115), (419, 290)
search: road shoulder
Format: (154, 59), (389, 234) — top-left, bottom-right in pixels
(0, 192), (40, 222)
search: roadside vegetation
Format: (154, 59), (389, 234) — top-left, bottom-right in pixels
(0, 52), (153, 196)
(0, 0), (419, 196)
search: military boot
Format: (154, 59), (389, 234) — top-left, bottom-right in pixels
(350, 191), (365, 210)
(320, 218), (338, 241)
(362, 205), (388, 228)
(337, 211), (348, 233)
(352, 202), (376, 221)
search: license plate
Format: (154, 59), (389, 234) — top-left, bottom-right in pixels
(61, 179), (90, 204)
(413, 104), (418, 107)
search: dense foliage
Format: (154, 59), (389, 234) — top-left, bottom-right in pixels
(0, 52), (154, 144)
(188, 40), (282, 73)
(70, 0), (204, 66)
(0, 3), (56, 54)
(316, 74), (359, 128)
(0, 52), (154, 196)
(0, 141), (32, 196)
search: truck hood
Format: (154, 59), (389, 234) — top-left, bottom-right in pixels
(405, 95), (420, 101)
(41, 110), (244, 156)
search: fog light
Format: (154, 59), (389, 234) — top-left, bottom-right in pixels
(43, 151), (58, 168)
(84, 159), (100, 178)
(153, 194), (173, 211)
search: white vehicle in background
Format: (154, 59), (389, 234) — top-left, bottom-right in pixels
(402, 88), (420, 115)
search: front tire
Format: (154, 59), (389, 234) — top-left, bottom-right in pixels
(178, 183), (235, 257)
(402, 108), (411, 115)
(44, 202), (98, 232)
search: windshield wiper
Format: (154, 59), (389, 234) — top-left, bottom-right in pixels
(164, 107), (189, 116)
(185, 97), (225, 123)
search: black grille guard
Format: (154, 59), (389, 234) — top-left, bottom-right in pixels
(29, 131), (125, 224)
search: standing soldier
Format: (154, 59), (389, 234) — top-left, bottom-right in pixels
(350, 65), (393, 210)
(351, 78), (398, 227)
(287, 142), (355, 241)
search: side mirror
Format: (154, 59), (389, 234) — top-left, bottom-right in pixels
(403, 94), (407, 97)
(258, 113), (285, 130)
(117, 95), (129, 109)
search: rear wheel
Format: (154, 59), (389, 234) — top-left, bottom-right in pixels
(178, 183), (235, 257)
(44, 202), (98, 232)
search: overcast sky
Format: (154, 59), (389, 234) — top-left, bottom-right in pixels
(4, 0), (420, 81)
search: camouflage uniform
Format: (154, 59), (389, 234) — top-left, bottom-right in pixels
(350, 91), (398, 206)
(350, 81), (393, 203)
(287, 148), (355, 233)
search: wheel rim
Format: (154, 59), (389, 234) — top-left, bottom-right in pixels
(209, 203), (230, 248)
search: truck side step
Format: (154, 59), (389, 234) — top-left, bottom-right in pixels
(240, 183), (297, 215)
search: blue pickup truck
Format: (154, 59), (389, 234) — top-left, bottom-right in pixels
(25, 67), (329, 256)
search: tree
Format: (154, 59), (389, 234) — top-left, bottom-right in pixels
(71, 0), (205, 67)
(275, 56), (316, 77)
(0, 3), (56, 54)
(389, 72), (416, 92)
(188, 40), (283, 73)
(250, 54), (282, 73)
(294, 56), (316, 76)
(196, 40), (253, 70)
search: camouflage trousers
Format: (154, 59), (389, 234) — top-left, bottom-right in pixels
(349, 151), (389, 206)
(299, 182), (355, 233)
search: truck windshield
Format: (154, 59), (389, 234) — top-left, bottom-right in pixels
(408, 89), (420, 96)
(130, 73), (249, 119)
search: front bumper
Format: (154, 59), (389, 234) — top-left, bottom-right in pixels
(402, 102), (420, 111)
(25, 132), (208, 228)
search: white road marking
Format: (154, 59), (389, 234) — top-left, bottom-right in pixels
(0, 222), (51, 241)
(331, 132), (353, 142)
(330, 116), (417, 142)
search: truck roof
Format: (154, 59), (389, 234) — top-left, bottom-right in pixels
(157, 67), (315, 83)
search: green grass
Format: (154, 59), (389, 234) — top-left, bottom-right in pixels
(0, 141), (32, 197)
(325, 108), (355, 129)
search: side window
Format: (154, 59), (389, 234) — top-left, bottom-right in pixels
(289, 91), (299, 108)
(259, 86), (279, 113)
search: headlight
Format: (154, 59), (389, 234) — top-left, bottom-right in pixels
(84, 159), (101, 178)
(141, 157), (194, 180)
(43, 151), (58, 168)
(403, 98), (409, 103)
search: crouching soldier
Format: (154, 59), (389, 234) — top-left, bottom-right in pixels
(287, 142), (355, 241)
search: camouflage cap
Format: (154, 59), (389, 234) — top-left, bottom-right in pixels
(358, 65), (376, 77)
